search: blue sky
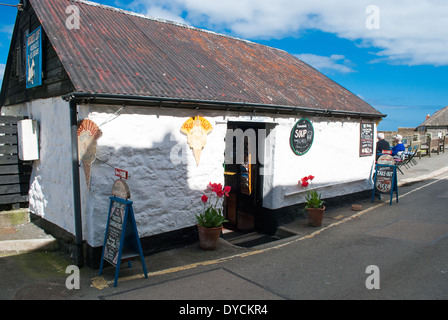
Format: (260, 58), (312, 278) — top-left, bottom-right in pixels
(1, 0), (447, 131)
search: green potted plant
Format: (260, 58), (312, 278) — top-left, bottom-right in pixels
(299, 175), (325, 227)
(196, 182), (230, 249)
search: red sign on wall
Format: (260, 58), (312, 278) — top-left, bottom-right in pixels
(115, 168), (128, 179)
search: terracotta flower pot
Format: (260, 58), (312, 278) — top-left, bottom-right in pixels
(197, 224), (223, 250)
(306, 206), (325, 227)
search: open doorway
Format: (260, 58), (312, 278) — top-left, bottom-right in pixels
(224, 122), (265, 232)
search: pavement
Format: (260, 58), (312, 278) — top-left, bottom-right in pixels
(1, 150), (448, 299)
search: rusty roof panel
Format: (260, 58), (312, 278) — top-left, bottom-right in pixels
(29, 0), (381, 115)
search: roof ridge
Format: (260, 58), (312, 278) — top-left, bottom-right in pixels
(71, 0), (265, 49)
(420, 105), (448, 126)
(17, 0), (381, 115)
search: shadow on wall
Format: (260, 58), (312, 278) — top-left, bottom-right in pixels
(90, 132), (195, 230)
(84, 129), (229, 265)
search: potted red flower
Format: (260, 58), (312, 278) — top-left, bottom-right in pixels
(299, 175), (325, 227)
(196, 182), (230, 249)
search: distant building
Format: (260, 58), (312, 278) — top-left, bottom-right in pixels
(416, 106), (448, 137)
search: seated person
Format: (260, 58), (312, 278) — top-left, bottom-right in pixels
(392, 134), (406, 156)
(376, 133), (390, 157)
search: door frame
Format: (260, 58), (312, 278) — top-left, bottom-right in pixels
(224, 121), (265, 232)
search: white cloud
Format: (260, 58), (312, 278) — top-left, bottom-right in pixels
(128, 0), (448, 67)
(127, 0), (187, 23)
(145, 6), (187, 24)
(295, 54), (355, 74)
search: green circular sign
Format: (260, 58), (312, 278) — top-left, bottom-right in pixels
(290, 118), (314, 155)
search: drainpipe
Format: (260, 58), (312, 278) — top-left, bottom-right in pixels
(69, 98), (83, 267)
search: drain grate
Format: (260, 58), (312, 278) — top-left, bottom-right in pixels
(233, 235), (280, 248)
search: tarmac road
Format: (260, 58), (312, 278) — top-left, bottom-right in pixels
(1, 161), (447, 305)
(72, 171), (448, 302)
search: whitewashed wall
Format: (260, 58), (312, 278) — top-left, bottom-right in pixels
(79, 105), (228, 247)
(2, 97), (76, 235)
(3, 98), (377, 248)
(264, 117), (376, 209)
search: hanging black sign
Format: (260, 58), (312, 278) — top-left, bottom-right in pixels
(290, 118), (314, 155)
(360, 122), (374, 157)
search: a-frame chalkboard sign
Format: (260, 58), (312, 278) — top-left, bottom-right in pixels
(371, 163), (399, 205)
(99, 196), (148, 287)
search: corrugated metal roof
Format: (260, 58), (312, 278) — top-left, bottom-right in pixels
(30, 0), (382, 115)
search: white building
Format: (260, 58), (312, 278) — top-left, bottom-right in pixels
(0, 0), (385, 267)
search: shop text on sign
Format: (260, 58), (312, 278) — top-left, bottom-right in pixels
(375, 166), (394, 193)
(371, 162), (398, 205)
(115, 168), (128, 179)
(290, 118), (314, 156)
(360, 122), (374, 157)
(26, 27), (42, 88)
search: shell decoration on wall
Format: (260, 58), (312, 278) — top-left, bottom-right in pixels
(181, 116), (213, 166)
(77, 119), (102, 188)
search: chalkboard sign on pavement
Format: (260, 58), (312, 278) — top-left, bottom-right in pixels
(371, 163), (398, 205)
(99, 196), (148, 287)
